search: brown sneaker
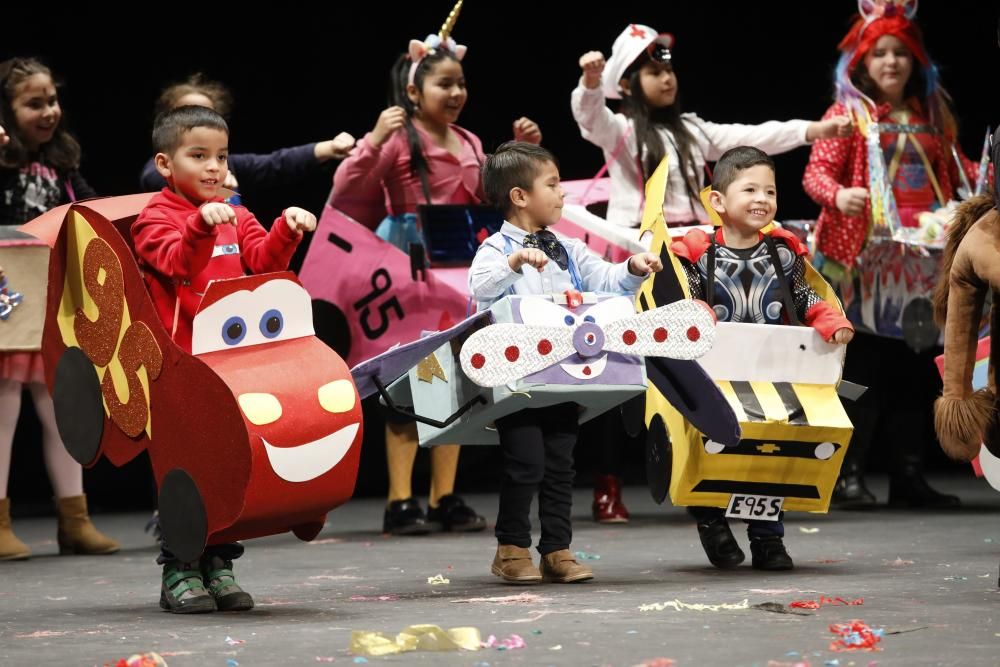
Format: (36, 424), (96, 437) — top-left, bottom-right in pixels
(540, 549), (593, 583)
(491, 545), (542, 584)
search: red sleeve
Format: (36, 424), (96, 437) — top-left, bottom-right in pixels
(669, 229), (712, 263)
(769, 227), (809, 257)
(236, 207), (301, 274)
(132, 204), (217, 279)
(804, 301), (853, 342)
(803, 102), (851, 209)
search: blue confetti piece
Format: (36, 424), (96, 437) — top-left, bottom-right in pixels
(353, 659), (368, 665)
(227, 660), (239, 667)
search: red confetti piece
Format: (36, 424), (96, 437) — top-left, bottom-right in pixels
(828, 620), (883, 652)
(790, 595), (864, 610)
(583, 366), (592, 376)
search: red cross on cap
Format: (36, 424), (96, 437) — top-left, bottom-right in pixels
(629, 24), (647, 39)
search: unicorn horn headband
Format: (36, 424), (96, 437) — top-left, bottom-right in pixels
(408, 0), (468, 85)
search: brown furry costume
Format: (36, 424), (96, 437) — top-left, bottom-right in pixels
(934, 126), (1000, 462)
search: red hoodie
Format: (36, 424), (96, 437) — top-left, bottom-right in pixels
(132, 188), (301, 351)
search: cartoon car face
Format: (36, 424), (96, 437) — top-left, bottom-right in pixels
(191, 274), (364, 545)
(22, 197), (364, 562)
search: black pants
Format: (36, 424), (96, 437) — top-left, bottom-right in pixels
(841, 333), (943, 476)
(495, 403), (579, 555)
(157, 541), (244, 566)
(688, 506), (785, 539)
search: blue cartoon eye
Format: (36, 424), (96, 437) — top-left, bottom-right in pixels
(260, 309), (284, 339)
(564, 315), (576, 326)
(222, 316), (247, 345)
(584, 315), (595, 323)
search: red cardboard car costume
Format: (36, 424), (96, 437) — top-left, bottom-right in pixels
(22, 195), (363, 563)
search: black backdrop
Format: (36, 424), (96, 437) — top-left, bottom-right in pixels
(3, 3), (996, 511)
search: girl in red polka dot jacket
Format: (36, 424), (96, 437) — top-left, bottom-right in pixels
(803, 1), (979, 512)
(802, 1), (979, 281)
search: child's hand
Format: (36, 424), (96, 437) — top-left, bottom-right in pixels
(829, 327), (854, 345)
(316, 132), (357, 160)
(199, 202), (237, 226)
(628, 252), (663, 276)
(371, 107), (407, 147)
(513, 117), (542, 144)
(284, 207), (317, 234)
(807, 115), (853, 141)
(579, 51), (606, 90)
(835, 187), (869, 216)
(0, 124), (8, 147)
(508, 248), (549, 272)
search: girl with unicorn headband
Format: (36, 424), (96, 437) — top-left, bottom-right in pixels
(332, 0), (543, 536)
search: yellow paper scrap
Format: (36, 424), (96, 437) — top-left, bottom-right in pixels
(351, 625), (481, 656)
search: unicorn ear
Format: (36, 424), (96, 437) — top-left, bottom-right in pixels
(858, 0), (879, 20)
(901, 0), (918, 20)
(409, 39), (429, 61)
(453, 44), (468, 61)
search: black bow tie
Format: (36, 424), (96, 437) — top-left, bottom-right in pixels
(522, 230), (568, 271)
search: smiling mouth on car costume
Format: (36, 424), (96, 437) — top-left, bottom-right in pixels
(262, 423), (360, 483)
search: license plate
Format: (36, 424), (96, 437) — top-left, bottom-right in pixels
(725, 494), (784, 521)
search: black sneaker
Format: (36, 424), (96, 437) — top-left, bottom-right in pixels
(888, 474), (960, 509)
(383, 497), (433, 535)
(426, 494), (487, 532)
(750, 536), (794, 571)
(832, 473), (877, 509)
(201, 555), (254, 612)
(160, 562), (216, 614)
(696, 518), (745, 569)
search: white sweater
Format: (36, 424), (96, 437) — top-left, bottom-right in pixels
(570, 82), (812, 227)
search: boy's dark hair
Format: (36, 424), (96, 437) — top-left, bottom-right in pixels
(482, 141), (558, 216)
(154, 72), (233, 120)
(711, 146), (775, 194)
(152, 105), (229, 155)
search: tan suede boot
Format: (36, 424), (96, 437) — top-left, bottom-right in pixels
(491, 545), (542, 584)
(540, 549), (593, 583)
(55, 495), (120, 555)
(0, 498), (31, 561)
